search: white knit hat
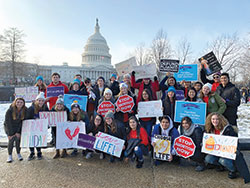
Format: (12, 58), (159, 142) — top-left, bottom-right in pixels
(56, 95), (64, 105)
(120, 83), (128, 89)
(36, 92), (45, 100)
(203, 83), (212, 91)
(104, 88), (112, 96)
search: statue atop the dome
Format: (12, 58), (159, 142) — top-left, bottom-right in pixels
(95, 18), (100, 33)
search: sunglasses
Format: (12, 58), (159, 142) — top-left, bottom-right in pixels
(213, 76), (220, 79)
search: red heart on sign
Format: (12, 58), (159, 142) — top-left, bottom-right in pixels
(65, 126), (80, 140)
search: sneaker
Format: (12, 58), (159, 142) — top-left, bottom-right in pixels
(37, 153), (43, 160)
(28, 153), (35, 161)
(53, 151), (60, 159)
(154, 160), (161, 166)
(17, 154), (23, 161)
(61, 150), (68, 158)
(99, 153), (105, 160)
(71, 149), (78, 156)
(110, 156), (115, 163)
(136, 160), (144, 168)
(228, 171), (237, 179)
(195, 165), (205, 172)
(86, 152), (93, 159)
(6, 155), (13, 163)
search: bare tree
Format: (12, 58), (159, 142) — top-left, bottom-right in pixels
(132, 42), (150, 65)
(206, 33), (241, 73)
(175, 37), (192, 64)
(0, 28), (26, 85)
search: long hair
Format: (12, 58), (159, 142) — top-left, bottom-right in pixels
(141, 89), (153, 101)
(34, 82), (47, 92)
(11, 98), (27, 120)
(55, 104), (65, 112)
(34, 100), (46, 114)
(186, 87), (198, 101)
(205, 112), (228, 133)
(104, 117), (117, 133)
(127, 116), (141, 138)
(181, 116), (193, 126)
(92, 114), (104, 129)
(199, 89), (215, 99)
(69, 110), (82, 121)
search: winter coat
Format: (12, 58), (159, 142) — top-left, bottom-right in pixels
(81, 85), (96, 112)
(4, 106), (28, 136)
(127, 127), (149, 147)
(203, 92), (226, 115)
(69, 111), (90, 127)
(27, 103), (49, 119)
(109, 80), (120, 96)
(86, 122), (104, 136)
(68, 89), (87, 96)
(51, 105), (70, 120)
(216, 82), (241, 125)
(105, 120), (126, 141)
(200, 69), (220, 92)
(46, 81), (69, 110)
(93, 84), (109, 108)
(162, 97), (176, 122)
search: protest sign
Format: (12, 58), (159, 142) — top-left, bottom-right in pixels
(202, 133), (238, 160)
(97, 101), (115, 117)
(138, 100), (163, 118)
(153, 135), (171, 161)
(174, 136), (196, 158)
(93, 132), (125, 158)
(115, 95), (134, 113)
(77, 133), (96, 150)
(133, 63), (157, 79)
(174, 64), (198, 81)
(115, 57), (137, 76)
(165, 90), (184, 100)
(64, 94), (88, 112)
(21, 119), (48, 148)
(39, 111), (67, 127)
(174, 101), (206, 125)
(199, 51), (222, 76)
(15, 87), (38, 102)
(56, 122), (85, 149)
(47, 86), (64, 98)
(159, 59), (179, 72)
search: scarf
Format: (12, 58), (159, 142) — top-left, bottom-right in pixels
(183, 124), (197, 136)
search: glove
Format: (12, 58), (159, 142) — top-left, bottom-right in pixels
(132, 71), (135, 76)
(154, 76), (157, 81)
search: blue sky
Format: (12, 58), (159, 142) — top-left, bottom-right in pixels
(0, 0), (249, 66)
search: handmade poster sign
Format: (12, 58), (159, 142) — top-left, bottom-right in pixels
(174, 136), (196, 158)
(202, 133), (238, 160)
(77, 133), (96, 150)
(174, 101), (206, 125)
(115, 95), (134, 113)
(174, 64), (198, 82)
(93, 132), (125, 158)
(97, 101), (115, 117)
(133, 63), (157, 79)
(56, 122), (85, 149)
(64, 94), (88, 112)
(39, 111), (67, 127)
(138, 100), (163, 118)
(165, 90), (184, 100)
(115, 57), (137, 76)
(199, 51), (222, 76)
(159, 59), (179, 72)
(153, 135), (171, 161)
(21, 119), (48, 148)
(47, 86), (64, 98)
(15, 87), (38, 102)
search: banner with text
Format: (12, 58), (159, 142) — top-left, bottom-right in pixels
(138, 100), (163, 118)
(174, 64), (198, 81)
(199, 51), (222, 76)
(115, 57), (137, 76)
(115, 95), (135, 113)
(97, 101), (115, 117)
(133, 63), (157, 79)
(39, 111), (67, 127)
(159, 59), (179, 72)
(47, 86), (64, 98)
(15, 87), (38, 102)
(153, 135), (171, 161)
(77, 133), (96, 150)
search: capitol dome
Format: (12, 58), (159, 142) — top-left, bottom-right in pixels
(81, 19), (112, 67)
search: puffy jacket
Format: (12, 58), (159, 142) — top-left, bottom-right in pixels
(27, 103), (49, 119)
(204, 92), (226, 115)
(109, 80), (120, 96)
(105, 120), (127, 141)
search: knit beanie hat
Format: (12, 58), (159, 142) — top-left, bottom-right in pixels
(104, 88), (113, 96)
(203, 83), (212, 91)
(120, 83), (128, 89)
(213, 72), (221, 76)
(105, 111), (114, 119)
(56, 95), (64, 105)
(71, 101), (80, 110)
(97, 76), (105, 82)
(167, 86), (176, 94)
(72, 79), (80, 86)
(36, 76), (44, 82)
(110, 73), (117, 79)
(36, 92), (45, 100)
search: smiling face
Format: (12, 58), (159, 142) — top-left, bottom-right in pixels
(105, 117), (112, 125)
(104, 93), (112, 100)
(168, 78), (175, 86)
(52, 75), (60, 85)
(72, 83), (79, 91)
(36, 99), (45, 108)
(211, 114), (220, 129)
(213, 75), (221, 83)
(97, 79), (104, 87)
(143, 79), (150, 85)
(220, 75), (229, 86)
(56, 103), (64, 111)
(15, 99), (24, 110)
(129, 119), (137, 130)
(194, 83), (202, 91)
(94, 115), (102, 127)
(202, 86), (210, 96)
(167, 91), (175, 98)
(142, 90), (149, 100)
(120, 87), (128, 95)
(184, 81), (191, 88)
(182, 120), (191, 130)
(188, 89), (196, 99)
(161, 118), (170, 130)
(72, 107), (80, 114)
(37, 79), (43, 86)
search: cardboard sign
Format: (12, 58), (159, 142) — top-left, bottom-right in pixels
(15, 87), (38, 102)
(39, 111), (67, 127)
(202, 133), (238, 160)
(115, 95), (134, 113)
(56, 122), (86, 149)
(97, 101), (115, 117)
(174, 64), (198, 81)
(199, 51), (222, 76)
(133, 63), (157, 79)
(115, 57), (137, 76)
(93, 132), (125, 158)
(77, 133), (96, 150)
(165, 90), (184, 100)
(47, 86), (64, 97)
(153, 135), (171, 161)
(159, 59), (179, 72)
(138, 100), (163, 118)
(64, 94), (88, 112)
(21, 119), (48, 148)
(174, 136), (196, 158)
(174, 101), (207, 125)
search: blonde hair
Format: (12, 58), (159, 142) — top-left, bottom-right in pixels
(11, 98), (27, 120)
(205, 112), (228, 133)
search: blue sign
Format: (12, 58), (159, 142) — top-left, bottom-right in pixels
(64, 94), (88, 112)
(173, 64), (198, 82)
(165, 90), (185, 100)
(174, 101), (206, 125)
(47, 86), (64, 97)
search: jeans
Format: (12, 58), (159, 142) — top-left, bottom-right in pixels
(29, 147), (41, 155)
(139, 120), (153, 138)
(125, 144), (148, 161)
(8, 136), (21, 155)
(205, 154), (236, 172)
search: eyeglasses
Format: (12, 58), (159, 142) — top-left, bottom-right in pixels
(213, 76), (220, 79)
(95, 118), (102, 121)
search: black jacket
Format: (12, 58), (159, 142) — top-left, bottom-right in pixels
(109, 80), (120, 96)
(51, 105), (70, 121)
(105, 120), (126, 141)
(216, 82), (241, 125)
(27, 103), (49, 119)
(200, 68), (214, 85)
(86, 122), (104, 136)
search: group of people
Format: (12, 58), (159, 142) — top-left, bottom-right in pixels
(4, 64), (250, 183)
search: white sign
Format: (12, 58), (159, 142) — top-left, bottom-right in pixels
(201, 133), (238, 160)
(138, 100), (163, 118)
(15, 87), (38, 102)
(21, 119), (48, 148)
(56, 122), (86, 149)
(93, 132), (125, 158)
(133, 63), (157, 79)
(115, 57), (137, 76)
(39, 111), (67, 127)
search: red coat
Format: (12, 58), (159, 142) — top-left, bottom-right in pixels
(46, 81), (69, 110)
(128, 127), (149, 146)
(131, 75), (159, 104)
